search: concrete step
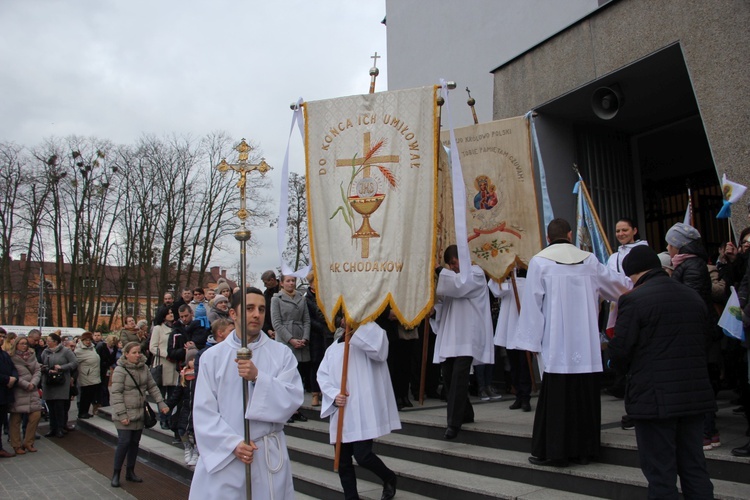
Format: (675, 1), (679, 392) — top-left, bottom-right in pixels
(85, 396), (750, 499)
(287, 435), (610, 499)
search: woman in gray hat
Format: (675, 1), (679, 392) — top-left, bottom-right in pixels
(665, 222), (722, 451)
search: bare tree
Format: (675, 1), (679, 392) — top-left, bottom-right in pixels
(0, 142), (25, 323)
(282, 172), (309, 271)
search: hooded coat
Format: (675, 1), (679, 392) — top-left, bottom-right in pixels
(109, 354), (166, 430)
(75, 341), (101, 387)
(11, 346), (43, 414)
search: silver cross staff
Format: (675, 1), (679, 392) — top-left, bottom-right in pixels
(215, 138), (271, 500)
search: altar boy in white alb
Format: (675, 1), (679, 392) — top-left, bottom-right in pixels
(189, 288), (304, 500)
(317, 321), (400, 500)
(514, 219), (631, 467)
(430, 244), (495, 440)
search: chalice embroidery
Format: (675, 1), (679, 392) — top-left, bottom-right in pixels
(332, 132), (398, 258)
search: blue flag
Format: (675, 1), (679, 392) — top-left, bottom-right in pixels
(574, 181), (609, 264)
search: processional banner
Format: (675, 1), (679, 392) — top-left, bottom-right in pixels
(437, 117), (542, 279)
(305, 86), (439, 330)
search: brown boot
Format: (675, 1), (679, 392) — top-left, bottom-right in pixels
(14, 447), (26, 455)
(92, 404), (101, 415)
(311, 393), (321, 407)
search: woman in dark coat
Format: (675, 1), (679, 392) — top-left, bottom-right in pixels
(108, 341), (168, 487)
(306, 273), (334, 407)
(41, 333), (78, 438)
(0, 328), (19, 458)
(666, 222), (722, 449)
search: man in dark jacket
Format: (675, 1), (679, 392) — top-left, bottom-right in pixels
(609, 246), (714, 499)
(261, 270), (280, 339)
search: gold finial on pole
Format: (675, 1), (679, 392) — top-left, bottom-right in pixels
(215, 138), (272, 500)
(369, 52), (381, 94)
(466, 87), (478, 125)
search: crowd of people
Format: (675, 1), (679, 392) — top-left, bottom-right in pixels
(1, 214), (749, 499)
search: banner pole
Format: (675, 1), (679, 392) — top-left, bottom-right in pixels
(510, 271), (537, 393)
(419, 319), (430, 405)
(573, 165), (613, 256)
(333, 323), (351, 472)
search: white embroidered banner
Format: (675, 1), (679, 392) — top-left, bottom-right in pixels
(305, 86), (439, 329)
(438, 117), (542, 279)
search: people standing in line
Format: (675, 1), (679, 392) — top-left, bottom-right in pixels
(271, 274), (310, 423)
(171, 288), (192, 318)
(189, 287), (208, 313)
(96, 334), (119, 408)
(150, 307), (179, 429)
(665, 222), (723, 451)
(189, 287), (303, 499)
(609, 245), (715, 499)
(515, 218), (630, 467)
(8, 336), (42, 455)
(0, 327), (18, 458)
(109, 341), (169, 488)
(261, 270), (280, 339)
(119, 316), (148, 354)
(305, 273), (333, 407)
(215, 279), (232, 300)
(41, 333), (78, 439)
(431, 244), (495, 440)
(207, 294), (231, 325)
(26, 329), (45, 363)
(166, 349), (199, 467)
(74, 332), (101, 419)
(317, 322), (400, 500)
(489, 272), (532, 411)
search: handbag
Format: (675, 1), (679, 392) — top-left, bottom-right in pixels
(123, 367), (158, 429)
(150, 348), (163, 386)
(46, 370), (65, 386)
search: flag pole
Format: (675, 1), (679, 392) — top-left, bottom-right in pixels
(419, 319), (429, 405)
(509, 269), (537, 392)
(573, 164), (613, 256)
(333, 323), (351, 472)
(466, 87), (479, 125)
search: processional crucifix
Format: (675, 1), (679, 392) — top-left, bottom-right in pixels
(215, 138), (271, 500)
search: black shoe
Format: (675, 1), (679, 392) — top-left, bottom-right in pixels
(286, 417), (295, 424)
(521, 402), (531, 412)
(55, 430), (65, 438)
(528, 456), (569, 467)
(35, 434), (41, 440)
(509, 399), (522, 410)
(111, 470), (121, 488)
(731, 441), (750, 457)
(621, 418), (635, 430)
(295, 412), (308, 422)
(381, 476), (397, 500)
(569, 456), (590, 465)
(160, 422), (170, 430)
(78, 413), (93, 419)
(125, 468), (143, 482)
(44, 431), (57, 438)
(444, 426), (460, 440)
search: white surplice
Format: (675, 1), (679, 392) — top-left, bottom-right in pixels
(317, 322), (401, 444)
(429, 264), (494, 364)
(514, 243), (631, 374)
(488, 277), (524, 348)
(189, 331), (304, 500)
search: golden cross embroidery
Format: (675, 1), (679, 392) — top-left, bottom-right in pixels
(335, 132), (399, 258)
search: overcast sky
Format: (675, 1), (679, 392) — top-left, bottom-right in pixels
(0, 0), (388, 287)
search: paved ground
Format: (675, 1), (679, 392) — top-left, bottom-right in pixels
(0, 407), (189, 500)
(0, 435), (135, 500)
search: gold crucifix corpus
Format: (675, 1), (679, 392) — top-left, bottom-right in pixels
(335, 131), (399, 258)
